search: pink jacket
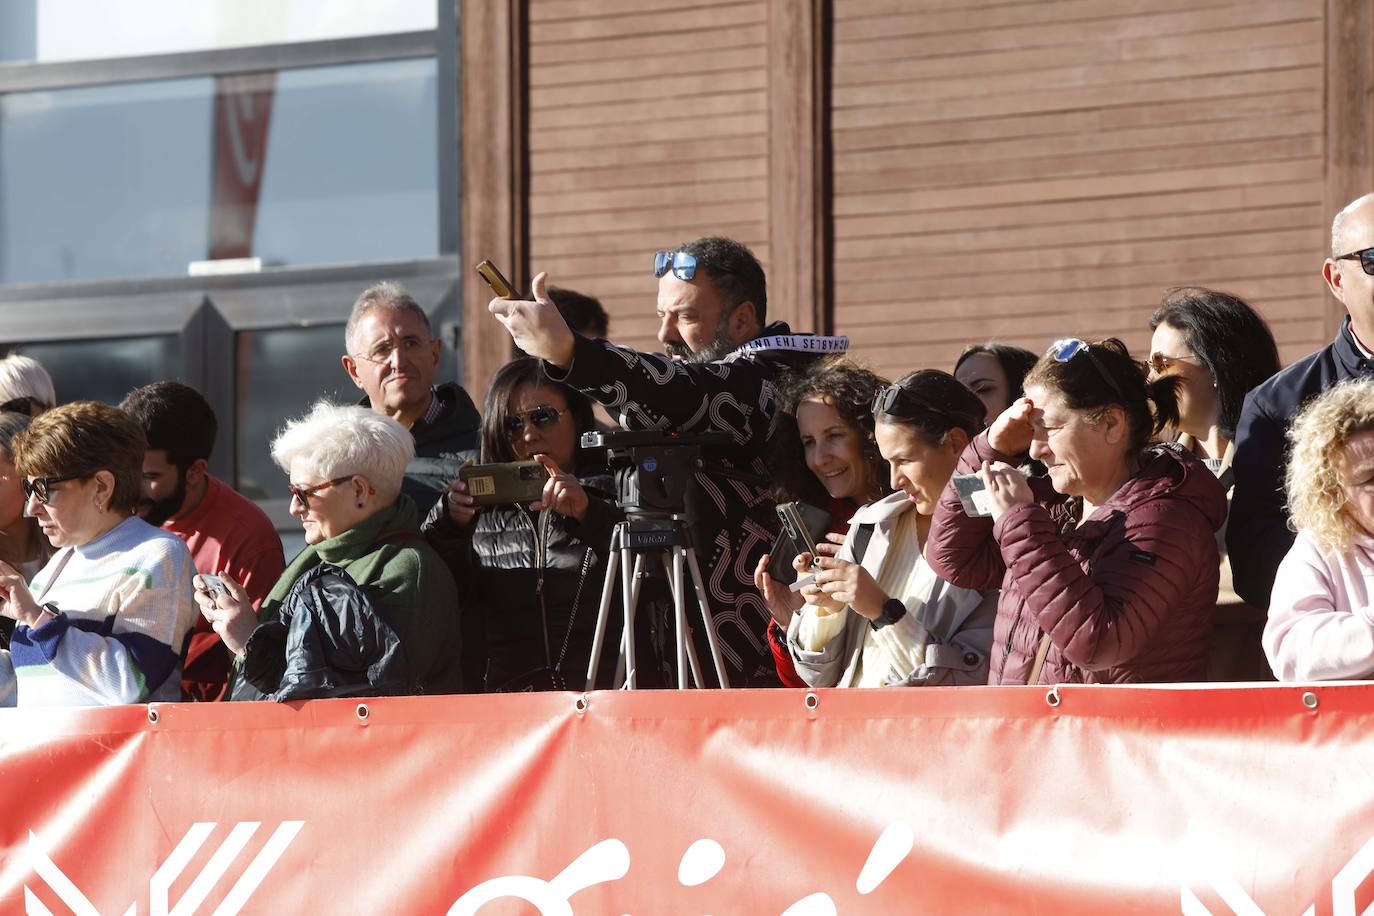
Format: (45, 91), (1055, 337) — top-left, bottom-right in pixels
(928, 433), (1227, 684)
(1264, 530), (1374, 681)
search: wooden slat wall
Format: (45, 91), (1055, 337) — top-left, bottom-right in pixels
(830, 0), (1329, 380)
(525, 0), (772, 353)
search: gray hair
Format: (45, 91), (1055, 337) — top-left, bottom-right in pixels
(271, 401), (414, 504)
(0, 411), (32, 461)
(0, 355), (56, 409)
(1331, 192), (1374, 256)
(344, 281), (432, 354)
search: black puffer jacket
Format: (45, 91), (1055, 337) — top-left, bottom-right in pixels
(423, 470), (625, 691)
(234, 564), (409, 702)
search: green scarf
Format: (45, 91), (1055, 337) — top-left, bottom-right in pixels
(259, 496), (420, 621)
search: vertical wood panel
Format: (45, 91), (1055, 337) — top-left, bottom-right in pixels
(829, 0), (1329, 378)
(1324, 0), (1374, 331)
(460, 0), (523, 396)
(525, 0), (771, 354)
(767, 0), (827, 334)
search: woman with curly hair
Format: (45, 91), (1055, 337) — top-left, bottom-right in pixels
(1264, 378), (1374, 680)
(755, 357), (891, 684)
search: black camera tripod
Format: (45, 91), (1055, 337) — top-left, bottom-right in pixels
(585, 513), (731, 689)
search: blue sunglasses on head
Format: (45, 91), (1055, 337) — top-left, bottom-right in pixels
(653, 250), (697, 280)
(1048, 338), (1128, 404)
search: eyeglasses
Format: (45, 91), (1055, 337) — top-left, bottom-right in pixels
(1335, 246), (1374, 277)
(22, 475), (80, 505)
(1146, 351), (1203, 375)
(504, 405), (563, 437)
(352, 336), (430, 365)
(0, 396), (42, 415)
(288, 475), (355, 507)
(653, 250), (698, 281)
(1048, 338), (1129, 404)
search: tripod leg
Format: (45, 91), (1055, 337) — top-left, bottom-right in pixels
(622, 550), (644, 689)
(685, 547), (731, 688)
(672, 549), (689, 688)
(585, 535), (622, 690)
(615, 554), (646, 687)
(660, 553), (706, 689)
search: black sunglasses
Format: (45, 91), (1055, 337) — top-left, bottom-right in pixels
(1335, 246), (1374, 277)
(1048, 338), (1129, 404)
(653, 250), (698, 281)
(23, 474), (80, 505)
(872, 385), (949, 420)
(504, 405), (563, 437)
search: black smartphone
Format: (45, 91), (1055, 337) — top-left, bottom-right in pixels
(766, 501), (833, 585)
(475, 259), (519, 299)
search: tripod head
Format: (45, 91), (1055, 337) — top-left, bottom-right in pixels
(580, 429), (731, 517)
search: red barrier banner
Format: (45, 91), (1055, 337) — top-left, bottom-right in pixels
(1, 685), (1372, 914)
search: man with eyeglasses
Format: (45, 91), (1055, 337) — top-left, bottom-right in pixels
(490, 236), (849, 687)
(1230, 192), (1374, 611)
(341, 281), (481, 517)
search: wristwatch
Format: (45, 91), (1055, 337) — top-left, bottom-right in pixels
(869, 597), (907, 631)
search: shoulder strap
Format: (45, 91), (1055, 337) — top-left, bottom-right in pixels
(850, 523), (876, 565)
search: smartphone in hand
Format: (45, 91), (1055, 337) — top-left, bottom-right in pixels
(475, 260), (519, 299)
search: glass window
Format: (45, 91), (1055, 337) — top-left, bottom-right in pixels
(13, 336), (180, 405)
(0, 0), (436, 64)
(0, 57), (438, 284)
(235, 324), (353, 500)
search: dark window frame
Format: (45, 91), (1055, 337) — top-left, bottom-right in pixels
(0, 6), (464, 534)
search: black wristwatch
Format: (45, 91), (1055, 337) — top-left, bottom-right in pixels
(869, 598), (907, 631)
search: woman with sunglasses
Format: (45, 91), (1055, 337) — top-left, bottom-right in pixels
(928, 338), (1228, 684)
(197, 402), (463, 700)
(1147, 287), (1280, 679)
(781, 370), (998, 688)
(0, 401), (196, 706)
(425, 357), (624, 692)
(754, 357), (891, 684)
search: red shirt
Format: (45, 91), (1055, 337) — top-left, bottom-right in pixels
(166, 475), (286, 701)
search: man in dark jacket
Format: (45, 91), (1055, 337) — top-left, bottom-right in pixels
(342, 281), (481, 517)
(490, 237), (848, 686)
(1230, 192), (1374, 608)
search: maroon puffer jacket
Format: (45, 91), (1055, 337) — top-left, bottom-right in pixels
(927, 432), (1227, 684)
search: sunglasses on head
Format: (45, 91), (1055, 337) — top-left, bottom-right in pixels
(1335, 246), (1374, 277)
(872, 385), (947, 420)
(653, 250), (698, 281)
(1048, 338), (1129, 404)
(504, 405), (563, 437)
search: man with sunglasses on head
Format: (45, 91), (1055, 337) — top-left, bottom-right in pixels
(1230, 192), (1374, 612)
(341, 281), (482, 517)
(490, 236), (849, 687)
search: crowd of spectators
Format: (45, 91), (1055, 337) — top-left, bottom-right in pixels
(3, 191), (1374, 707)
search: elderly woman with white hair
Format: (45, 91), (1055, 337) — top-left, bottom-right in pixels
(197, 402), (463, 700)
(0, 354), (56, 416)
